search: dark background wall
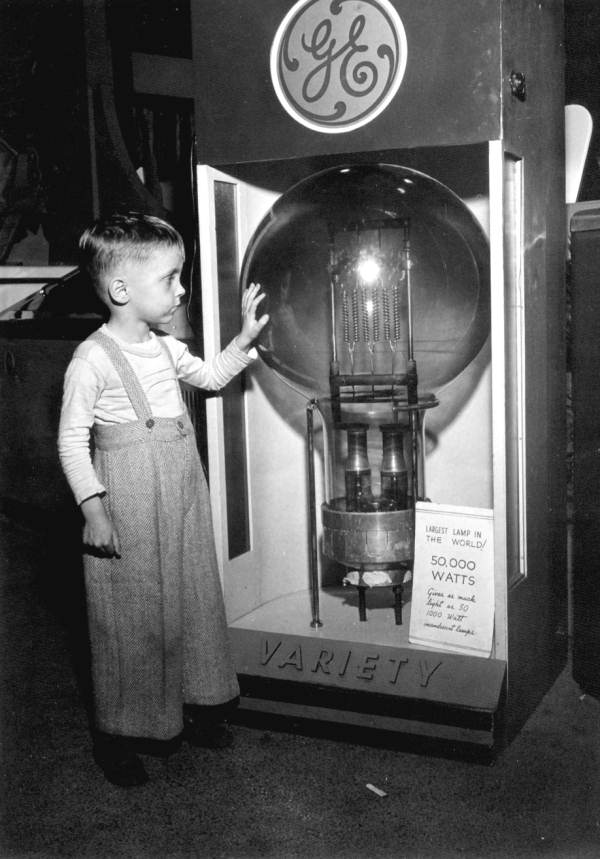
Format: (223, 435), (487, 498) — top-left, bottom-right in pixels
(0, 0), (193, 263)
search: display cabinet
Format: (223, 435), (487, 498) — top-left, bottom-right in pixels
(191, 0), (567, 756)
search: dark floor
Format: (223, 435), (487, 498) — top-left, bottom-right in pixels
(1, 510), (599, 859)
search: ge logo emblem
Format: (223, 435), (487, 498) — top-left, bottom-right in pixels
(270, 0), (407, 134)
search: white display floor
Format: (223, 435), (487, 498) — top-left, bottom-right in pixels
(230, 585), (415, 649)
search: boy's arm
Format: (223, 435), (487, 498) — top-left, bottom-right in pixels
(59, 352), (120, 556)
(172, 283), (269, 390)
(58, 355), (106, 505)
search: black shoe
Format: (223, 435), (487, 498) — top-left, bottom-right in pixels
(183, 719), (235, 749)
(97, 751), (149, 787)
(131, 734), (183, 758)
(93, 732), (149, 787)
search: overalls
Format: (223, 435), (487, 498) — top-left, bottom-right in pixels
(84, 330), (239, 739)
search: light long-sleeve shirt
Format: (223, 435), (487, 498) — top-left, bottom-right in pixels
(58, 324), (255, 505)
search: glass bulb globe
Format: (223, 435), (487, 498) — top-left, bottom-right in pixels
(241, 163), (489, 396)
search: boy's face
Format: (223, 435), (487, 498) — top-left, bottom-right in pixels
(119, 246), (185, 326)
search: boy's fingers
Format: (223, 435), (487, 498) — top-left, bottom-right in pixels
(246, 292), (266, 314)
(244, 283), (262, 302)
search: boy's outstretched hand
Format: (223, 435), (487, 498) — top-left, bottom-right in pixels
(236, 282), (269, 352)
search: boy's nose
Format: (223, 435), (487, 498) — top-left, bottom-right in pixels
(176, 281), (186, 298)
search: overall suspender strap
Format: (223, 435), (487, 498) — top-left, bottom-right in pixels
(90, 330), (154, 423)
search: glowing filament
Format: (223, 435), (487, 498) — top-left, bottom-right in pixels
(357, 257), (380, 284)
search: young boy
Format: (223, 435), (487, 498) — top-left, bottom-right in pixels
(58, 212), (268, 787)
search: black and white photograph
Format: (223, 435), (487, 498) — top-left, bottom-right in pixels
(1, 1), (599, 856)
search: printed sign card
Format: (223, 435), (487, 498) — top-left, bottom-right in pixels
(409, 502), (495, 657)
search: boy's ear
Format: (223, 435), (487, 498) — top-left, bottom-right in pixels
(107, 278), (129, 305)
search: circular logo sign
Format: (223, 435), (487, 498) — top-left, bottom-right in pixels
(270, 0), (407, 134)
